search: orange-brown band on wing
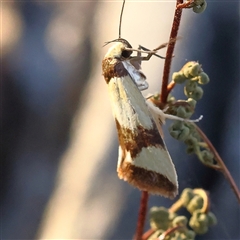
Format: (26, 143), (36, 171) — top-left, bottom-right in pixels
(102, 58), (128, 83)
(118, 162), (178, 199)
(115, 119), (165, 159)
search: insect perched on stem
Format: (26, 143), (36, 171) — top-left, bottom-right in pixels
(102, 0), (201, 198)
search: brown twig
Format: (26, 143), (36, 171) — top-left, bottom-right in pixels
(158, 226), (186, 240)
(142, 229), (155, 240)
(194, 124), (240, 203)
(177, 0), (194, 9)
(166, 80), (176, 95)
(160, 0), (183, 104)
(134, 191), (149, 240)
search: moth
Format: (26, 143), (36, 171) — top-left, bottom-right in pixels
(102, 37), (178, 198)
(102, 0), (200, 198)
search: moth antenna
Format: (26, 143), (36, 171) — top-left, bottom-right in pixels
(119, 0), (126, 38)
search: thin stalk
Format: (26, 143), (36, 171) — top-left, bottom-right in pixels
(194, 124), (240, 203)
(161, 0), (183, 104)
(134, 191), (149, 240)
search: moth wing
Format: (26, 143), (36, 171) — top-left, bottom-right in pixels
(108, 75), (178, 198)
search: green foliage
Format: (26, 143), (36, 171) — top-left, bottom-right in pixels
(173, 61), (209, 101)
(147, 188), (217, 240)
(192, 0), (207, 13)
(181, 0), (207, 13)
(189, 210), (217, 234)
(150, 207), (171, 230)
(187, 195), (203, 214)
(168, 61), (216, 167)
(180, 188), (195, 207)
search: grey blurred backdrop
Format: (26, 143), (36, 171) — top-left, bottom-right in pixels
(2, 1), (239, 239)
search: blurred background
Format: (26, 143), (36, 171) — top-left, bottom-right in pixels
(2, 1), (239, 239)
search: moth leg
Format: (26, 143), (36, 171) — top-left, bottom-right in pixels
(125, 47), (158, 63)
(136, 38), (178, 61)
(128, 45), (161, 68)
(138, 45), (166, 60)
(147, 100), (203, 123)
(130, 45), (143, 68)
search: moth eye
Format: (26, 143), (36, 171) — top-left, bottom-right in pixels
(121, 50), (131, 59)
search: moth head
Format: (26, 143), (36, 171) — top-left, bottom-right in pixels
(104, 38), (133, 60)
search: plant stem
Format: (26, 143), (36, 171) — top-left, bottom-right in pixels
(169, 198), (184, 213)
(177, 0), (194, 9)
(161, 0), (183, 104)
(134, 191), (149, 240)
(194, 124), (240, 203)
(159, 226), (186, 240)
(142, 229), (155, 240)
(167, 80), (176, 95)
